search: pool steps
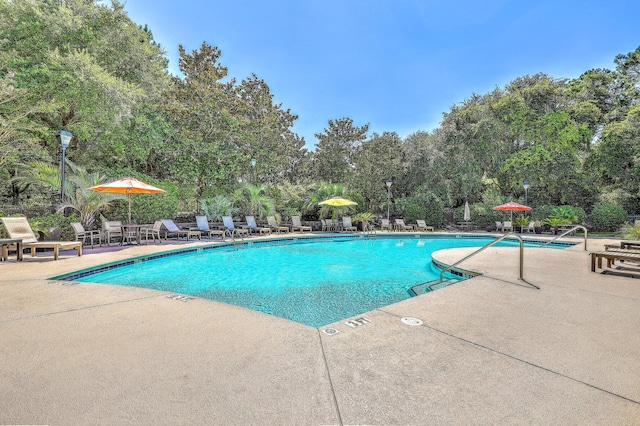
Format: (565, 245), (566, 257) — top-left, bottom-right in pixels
(409, 278), (459, 295)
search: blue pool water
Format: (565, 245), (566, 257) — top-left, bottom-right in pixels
(64, 235), (571, 327)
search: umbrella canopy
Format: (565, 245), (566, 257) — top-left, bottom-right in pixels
(493, 201), (531, 221)
(318, 197), (357, 206)
(89, 177), (166, 223)
(463, 201), (471, 222)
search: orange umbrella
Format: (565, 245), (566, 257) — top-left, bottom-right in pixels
(89, 177), (165, 223)
(493, 201), (531, 221)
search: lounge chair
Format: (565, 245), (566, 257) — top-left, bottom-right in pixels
(71, 222), (102, 248)
(267, 216), (289, 234)
(415, 220), (434, 232)
(291, 216), (312, 233)
(502, 221), (513, 232)
(394, 218), (414, 231)
(342, 216), (357, 232)
(195, 216), (225, 240)
(140, 220), (163, 243)
(380, 218), (393, 231)
(245, 216), (271, 235)
(222, 216), (250, 238)
(161, 219), (201, 241)
(1, 217), (82, 260)
(102, 220), (123, 245)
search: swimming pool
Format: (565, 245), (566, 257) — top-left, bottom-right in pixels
(56, 235), (574, 327)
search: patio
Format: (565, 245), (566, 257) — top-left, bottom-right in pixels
(1, 237), (639, 424)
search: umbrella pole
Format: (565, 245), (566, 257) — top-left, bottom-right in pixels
(128, 192), (131, 224)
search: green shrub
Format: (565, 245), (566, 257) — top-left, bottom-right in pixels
(29, 212), (80, 241)
(590, 203), (627, 232)
(105, 191), (179, 224)
(395, 193), (444, 227)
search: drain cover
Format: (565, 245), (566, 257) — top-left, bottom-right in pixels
(401, 317), (423, 326)
(323, 328), (340, 335)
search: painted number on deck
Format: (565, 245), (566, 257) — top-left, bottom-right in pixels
(344, 317), (371, 328)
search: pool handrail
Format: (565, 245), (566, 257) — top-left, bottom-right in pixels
(539, 225), (588, 250)
(438, 233), (539, 289)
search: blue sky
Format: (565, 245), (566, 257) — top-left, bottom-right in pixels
(121, 0), (640, 149)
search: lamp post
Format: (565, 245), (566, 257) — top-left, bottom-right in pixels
(523, 181), (529, 205)
(385, 179), (393, 221)
(251, 158), (256, 183)
(56, 129), (72, 202)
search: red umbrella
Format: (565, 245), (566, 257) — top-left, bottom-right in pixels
(493, 201), (531, 221)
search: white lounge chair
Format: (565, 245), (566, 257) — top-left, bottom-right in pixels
(267, 216), (289, 234)
(246, 216), (271, 235)
(291, 216), (312, 233)
(161, 219), (201, 241)
(222, 216), (250, 238)
(342, 216), (357, 232)
(195, 216), (225, 240)
(416, 220), (434, 231)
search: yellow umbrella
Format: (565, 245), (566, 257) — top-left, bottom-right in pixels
(318, 197), (357, 206)
(89, 177), (166, 223)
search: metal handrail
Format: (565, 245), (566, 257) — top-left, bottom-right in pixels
(539, 225), (588, 250)
(438, 233), (538, 288)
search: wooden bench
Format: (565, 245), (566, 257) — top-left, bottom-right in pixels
(590, 249), (640, 272)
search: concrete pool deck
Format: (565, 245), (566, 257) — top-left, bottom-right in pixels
(1, 234), (639, 425)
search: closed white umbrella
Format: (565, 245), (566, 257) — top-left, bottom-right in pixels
(463, 201), (471, 222)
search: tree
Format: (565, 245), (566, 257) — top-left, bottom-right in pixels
(350, 132), (403, 212)
(160, 42), (246, 196)
(233, 183), (275, 218)
(312, 117), (369, 183)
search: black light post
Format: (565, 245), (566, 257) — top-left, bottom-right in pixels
(386, 179), (393, 221)
(56, 129), (72, 202)
(251, 158), (256, 183)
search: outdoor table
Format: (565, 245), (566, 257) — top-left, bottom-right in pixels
(120, 224), (141, 245)
(0, 238), (23, 261)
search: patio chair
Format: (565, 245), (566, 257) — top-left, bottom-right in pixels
(0, 217), (82, 261)
(195, 216), (225, 240)
(102, 220), (123, 245)
(140, 220), (163, 243)
(222, 216), (250, 238)
(522, 221), (536, 233)
(291, 216), (312, 233)
(245, 216), (271, 235)
(267, 216), (289, 234)
(394, 218), (414, 231)
(71, 222), (102, 248)
(380, 218), (393, 231)
(495, 221), (503, 232)
(502, 221), (513, 232)
(342, 216), (357, 232)
(161, 219), (201, 241)
(416, 220), (434, 232)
